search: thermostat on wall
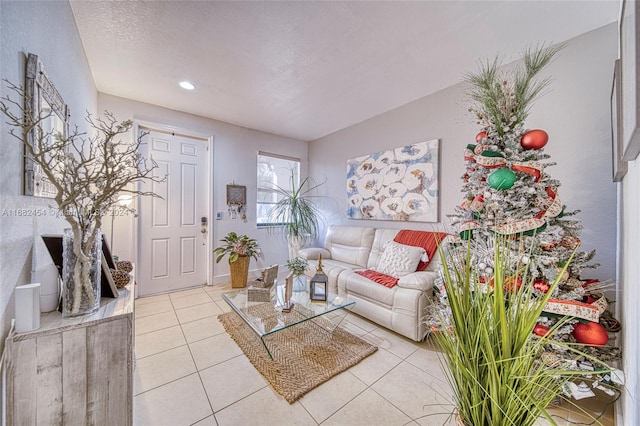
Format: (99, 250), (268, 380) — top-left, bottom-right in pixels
(216, 211), (223, 220)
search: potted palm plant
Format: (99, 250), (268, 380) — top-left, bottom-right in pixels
(263, 169), (324, 259)
(432, 237), (613, 425)
(214, 232), (262, 288)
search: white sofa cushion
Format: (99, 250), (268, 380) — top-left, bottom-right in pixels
(298, 247), (331, 260)
(324, 225), (375, 267)
(341, 271), (396, 307)
(367, 229), (400, 269)
(397, 271), (439, 291)
(373, 240), (426, 278)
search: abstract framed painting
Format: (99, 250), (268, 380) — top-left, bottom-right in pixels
(346, 139), (439, 222)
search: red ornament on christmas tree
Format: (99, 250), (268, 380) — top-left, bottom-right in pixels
(475, 131), (488, 142)
(500, 275), (522, 292)
(533, 279), (550, 293)
(572, 321), (608, 346)
(533, 324), (550, 337)
(521, 129), (549, 150)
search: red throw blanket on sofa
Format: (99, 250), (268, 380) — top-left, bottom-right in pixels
(355, 269), (399, 288)
(356, 230), (448, 288)
(393, 230), (448, 271)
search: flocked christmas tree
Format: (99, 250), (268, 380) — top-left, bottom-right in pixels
(431, 44), (621, 371)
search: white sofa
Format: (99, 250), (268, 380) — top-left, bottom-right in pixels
(298, 225), (444, 341)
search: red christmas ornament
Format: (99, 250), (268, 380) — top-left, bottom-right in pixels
(533, 324), (550, 337)
(584, 295), (597, 305)
(533, 279), (550, 293)
(475, 131), (488, 142)
(503, 275), (522, 292)
(572, 321), (608, 346)
(521, 129), (549, 150)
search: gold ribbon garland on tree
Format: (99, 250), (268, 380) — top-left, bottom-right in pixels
(460, 143), (565, 237)
(458, 143), (611, 322)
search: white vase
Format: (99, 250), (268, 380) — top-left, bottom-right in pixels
(293, 274), (307, 292)
(287, 235), (308, 259)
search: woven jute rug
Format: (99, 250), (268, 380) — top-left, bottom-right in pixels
(218, 304), (378, 403)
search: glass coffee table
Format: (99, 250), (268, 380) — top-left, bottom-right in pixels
(221, 282), (355, 359)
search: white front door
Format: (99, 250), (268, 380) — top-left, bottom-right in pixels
(138, 129), (209, 296)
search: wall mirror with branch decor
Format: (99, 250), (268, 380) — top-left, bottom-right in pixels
(24, 53), (70, 197)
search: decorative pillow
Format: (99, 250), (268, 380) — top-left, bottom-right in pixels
(394, 230), (448, 271)
(373, 240), (426, 278)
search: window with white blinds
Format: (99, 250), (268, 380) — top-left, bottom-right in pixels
(256, 151), (300, 227)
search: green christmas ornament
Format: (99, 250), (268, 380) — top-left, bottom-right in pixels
(488, 168), (517, 190)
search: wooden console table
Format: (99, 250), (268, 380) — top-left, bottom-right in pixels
(4, 283), (134, 425)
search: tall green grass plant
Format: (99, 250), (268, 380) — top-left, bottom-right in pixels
(433, 237), (610, 425)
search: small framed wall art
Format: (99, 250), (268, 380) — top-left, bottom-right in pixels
(226, 184), (246, 205)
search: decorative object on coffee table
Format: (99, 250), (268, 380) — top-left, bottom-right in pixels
(286, 257), (308, 291)
(310, 254), (328, 301)
(282, 273), (294, 312)
(247, 264), (278, 302)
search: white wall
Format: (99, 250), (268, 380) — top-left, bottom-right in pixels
(98, 94), (308, 286)
(309, 24), (618, 284)
(0, 1), (97, 352)
(621, 158), (640, 424)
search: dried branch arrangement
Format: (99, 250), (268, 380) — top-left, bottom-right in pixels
(1, 80), (162, 315)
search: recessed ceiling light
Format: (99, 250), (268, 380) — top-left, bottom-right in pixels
(179, 81), (195, 90)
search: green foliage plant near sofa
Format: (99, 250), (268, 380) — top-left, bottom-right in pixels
(432, 236), (613, 426)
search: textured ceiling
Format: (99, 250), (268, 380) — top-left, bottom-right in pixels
(69, 1), (619, 141)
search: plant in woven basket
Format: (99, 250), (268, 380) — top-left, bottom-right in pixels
(214, 232), (261, 264)
(432, 236), (613, 426)
(214, 232), (262, 288)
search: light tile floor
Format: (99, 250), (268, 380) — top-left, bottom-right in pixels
(133, 285), (616, 426)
